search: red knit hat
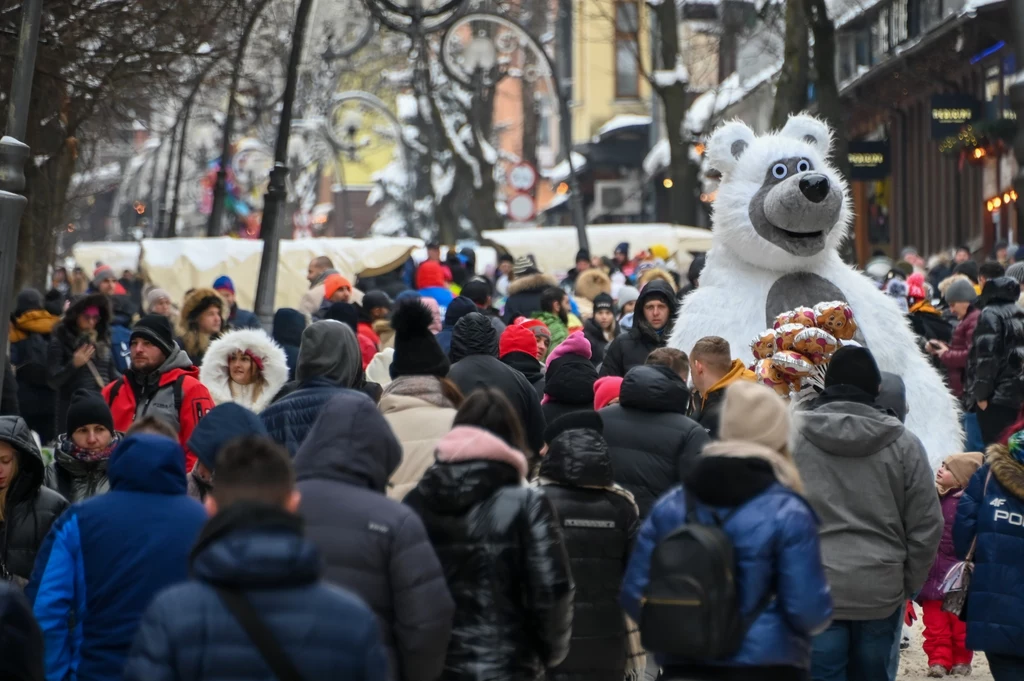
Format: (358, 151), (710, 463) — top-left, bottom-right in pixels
(906, 272), (927, 302)
(514, 316), (551, 339)
(594, 376), (624, 410)
(500, 324), (539, 359)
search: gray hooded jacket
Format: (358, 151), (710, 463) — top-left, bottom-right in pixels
(295, 391), (454, 681)
(792, 399), (942, 620)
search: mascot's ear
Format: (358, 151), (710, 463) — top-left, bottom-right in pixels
(707, 120), (755, 177)
(780, 114), (833, 158)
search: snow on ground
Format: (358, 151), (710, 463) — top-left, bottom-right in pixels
(898, 617), (991, 680)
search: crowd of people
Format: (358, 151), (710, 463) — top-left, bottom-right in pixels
(0, 239), (1021, 681)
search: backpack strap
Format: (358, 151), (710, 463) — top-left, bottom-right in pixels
(215, 586), (304, 681)
(172, 374), (186, 415)
(105, 376), (125, 407)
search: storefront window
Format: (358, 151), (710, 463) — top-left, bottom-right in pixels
(615, 1), (640, 99)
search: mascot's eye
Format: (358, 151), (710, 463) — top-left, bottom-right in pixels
(771, 163), (788, 179)
(797, 159), (812, 173)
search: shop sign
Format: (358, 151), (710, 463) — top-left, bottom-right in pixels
(847, 140), (890, 180)
(931, 94), (981, 139)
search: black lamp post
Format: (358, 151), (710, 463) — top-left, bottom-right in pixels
(0, 0), (44, 389)
(1011, 3), (1024, 241)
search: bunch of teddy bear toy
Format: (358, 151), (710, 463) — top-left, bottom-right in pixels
(750, 301), (859, 399)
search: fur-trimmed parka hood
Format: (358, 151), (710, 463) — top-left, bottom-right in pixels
(987, 444), (1024, 499)
(56, 292), (113, 344)
(508, 272), (557, 296)
(177, 287), (228, 362)
(636, 266), (678, 292)
(199, 328), (290, 413)
(574, 269), (612, 302)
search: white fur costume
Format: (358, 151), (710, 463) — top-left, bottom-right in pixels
(671, 115), (961, 466)
(200, 328), (289, 414)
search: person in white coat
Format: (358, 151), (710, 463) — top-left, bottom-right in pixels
(199, 328), (289, 413)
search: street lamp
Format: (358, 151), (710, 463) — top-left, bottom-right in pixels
(0, 0), (44, 389)
(439, 10), (589, 252)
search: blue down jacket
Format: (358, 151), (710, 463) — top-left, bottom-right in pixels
(261, 379), (357, 456)
(26, 434), (207, 681)
(620, 443), (833, 671)
(953, 445), (1024, 656)
(123, 503), (389, 681)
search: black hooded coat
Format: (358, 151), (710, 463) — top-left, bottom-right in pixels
(599, 280), (678, 377)
(294, 391), (454, 681)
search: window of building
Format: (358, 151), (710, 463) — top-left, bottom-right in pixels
(615, 0), (640, 99)
(892, 0), (909, 46)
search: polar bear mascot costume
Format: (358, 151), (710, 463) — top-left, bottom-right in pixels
(671, 114), (960, 465)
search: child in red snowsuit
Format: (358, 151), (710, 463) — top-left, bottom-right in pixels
(917, 451), (984, 677)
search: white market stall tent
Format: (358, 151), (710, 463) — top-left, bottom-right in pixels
(72, 237), (422, 311)
(482, 224), (713, 278)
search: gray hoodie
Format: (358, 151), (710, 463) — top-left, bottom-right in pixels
(792, 399), (942, 620)
(296, 320), (361, 387)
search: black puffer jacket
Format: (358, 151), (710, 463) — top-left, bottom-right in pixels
(599, 365), (710, 517)
(447, 313), (546, 454)
(599, 281), (678, 378)
(966, 277), (1024, 410)
(405, 434), (574, 681)
(538, 428), (639, 681)
(294, 391), (454, 681)
(46, 294), (119, 434)
(501, 352), (546, 398)
(0, 417), (68, 583)
(542, 353), (597, 424)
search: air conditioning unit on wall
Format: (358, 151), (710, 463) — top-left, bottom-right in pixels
(594, 179), (642, 217)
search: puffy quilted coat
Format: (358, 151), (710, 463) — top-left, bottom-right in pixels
(0, 417), (68, 582)
(965, 277), (1024, 410)
(918, 491), (961, 602)
(295, 391), (454, 681)
(953, 446), (1024, 655)
(599, 281), (677, 378)
(123, 502), (389, 681)
(381, 376), (458, 500)
(404, 428), (574, 681)
(446, 313), (546, 455)
(537, 427), (639, 681)
(47, 293), (119, 434)
(261, 379), (356, 455)
(621, 442), (834, 671)
(939, 307), (980, 399)
(27, 434), (207, 681)
(600, 365), (710, 517)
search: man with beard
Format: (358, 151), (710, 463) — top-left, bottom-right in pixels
(600, 280), (678, 378)
(531, 287), (570, 357)
(103, 314), (214, 473)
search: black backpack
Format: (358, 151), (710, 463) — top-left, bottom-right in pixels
(639, 490), (773, 660)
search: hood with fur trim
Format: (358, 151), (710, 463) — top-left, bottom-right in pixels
(199, 328), (290, 412)
(508, 272), (558, 296)
(177, 287), (228, 360)
(574, 269), (612, 302)
(988, 444), (1024, 499)
(435, 425), (528, 479)
(636, 266), (678, 293)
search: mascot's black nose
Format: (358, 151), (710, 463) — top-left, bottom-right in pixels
(799, 174), (830, 203)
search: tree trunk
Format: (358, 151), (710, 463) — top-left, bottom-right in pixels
(771, 0), (809, 129)
(651, 0), (697, 225)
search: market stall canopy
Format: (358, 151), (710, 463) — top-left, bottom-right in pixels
(72, 237), (422, 311)
(482, 224), (712, 276)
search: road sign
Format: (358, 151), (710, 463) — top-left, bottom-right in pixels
(507, 162), (537, 192)
(507, 192), (536, 222)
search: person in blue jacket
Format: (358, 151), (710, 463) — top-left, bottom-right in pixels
(26, 433), (207, 681)
(953, 427), (1024, 679)
(621, 381), (833, 681)
(123, 435), (389, 681)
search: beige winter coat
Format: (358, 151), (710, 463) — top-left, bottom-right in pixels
(380, 376), (457, 500)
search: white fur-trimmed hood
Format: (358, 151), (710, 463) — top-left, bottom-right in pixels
(199, 328), (289, 413)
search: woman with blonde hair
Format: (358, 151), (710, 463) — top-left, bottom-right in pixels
(199, 328), (289, 413)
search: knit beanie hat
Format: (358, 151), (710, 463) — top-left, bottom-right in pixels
(499, 324), (538, 359)
(362, 290), (392, 311)
(515, 316), (551, 340)
(944, 277), (978, 304)
(1006, 261), (1024, 285)
(906, 272), (927, 302)
(323, 273), (352, 300)
(131, 314), (176, 358)
(719, 381), (790, 455)
(66, 389), (115, 438)
(324, 301), (359, 333)
(513, 254), (540, 277)
(825, 346), (882, 398)
(390, 299), (450, 379)
(212, 275), (234, 294)
(92, 264), (116, 285)
(544, 411), (603, 445)
(615, 242), (629, 257)
(617, 286), (640, 309)
(187, 402), (267, 472)
(145, 288), (172, 312)
(943, 451), (984, 488)
(593, 292), (614, 313)
(594, 376), (623, 410)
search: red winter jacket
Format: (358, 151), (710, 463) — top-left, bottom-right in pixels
(102, 348), (214, 473)
(939, 307), (980, 398)
(357, 321), (380, 369)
